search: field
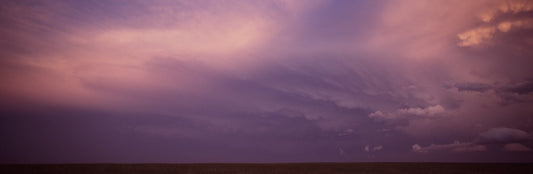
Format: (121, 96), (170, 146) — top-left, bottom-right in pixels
(1, 163), (533, 174)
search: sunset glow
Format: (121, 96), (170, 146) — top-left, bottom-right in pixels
(1, 0), (533, 163)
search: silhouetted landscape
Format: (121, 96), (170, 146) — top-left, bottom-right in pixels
(2, 163), (533, 174)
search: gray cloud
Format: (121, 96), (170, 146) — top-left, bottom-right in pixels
(501, 81), (533, 95)
(454, 82), (492, 92)
(412, 141), (487, 153)
(413, 127), (533, 153)
(364, 145), (383, 152)
(478, 127), (531, 144)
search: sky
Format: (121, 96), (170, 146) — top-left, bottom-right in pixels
(1, 0), (533, 163)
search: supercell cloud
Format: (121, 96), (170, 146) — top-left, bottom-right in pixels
(1, 0), (533, 163)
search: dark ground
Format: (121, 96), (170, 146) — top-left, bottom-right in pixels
(1, 163), (532, 174)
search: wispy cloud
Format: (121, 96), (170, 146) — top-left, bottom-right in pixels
(1, 0), (533, 163)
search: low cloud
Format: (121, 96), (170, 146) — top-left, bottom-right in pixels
(501, 81), (533, 95)
(454, 82), (491, 92)
(457, 27), (496, 47)
(454, 81), (533, 95)
(412, 141), (486, 153)
(457, 0), (533, 47)
(364, 145), (383, 152)
(337, 129), (354, 136)
(497, 19), (533, 32)
(369, 105), (445, 122)
(413, 127), (532, 153)
(478, 127), (531, 144)
(398, 105), (445, 116)
(477, 0), (533, 22)
(503, 143), (532, 152)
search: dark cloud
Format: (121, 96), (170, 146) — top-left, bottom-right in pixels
(454, 82), (492, 92)
(478, 127), (531, 144)
(503, 143), (532, 152)
(412, 141), (487, 153)
(501, 81), (533, 95)
(412, 127), (533, 154)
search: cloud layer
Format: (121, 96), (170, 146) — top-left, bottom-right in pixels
(1, 0), (533, 163)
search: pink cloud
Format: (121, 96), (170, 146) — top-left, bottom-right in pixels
(503, 143), (532, 152)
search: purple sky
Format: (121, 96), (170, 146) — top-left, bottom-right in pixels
(1, 0), (533, 163)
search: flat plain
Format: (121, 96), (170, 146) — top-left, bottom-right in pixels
(1, 163), (533, 174)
